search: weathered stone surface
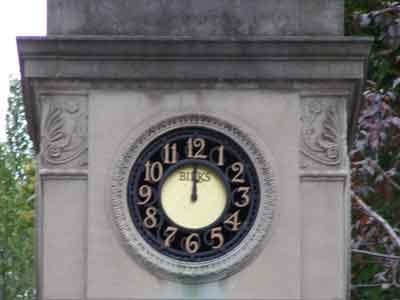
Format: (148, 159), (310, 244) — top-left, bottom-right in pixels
(301, 179), (347, 299)
(47, 0), (344, 36)
(42, 179), (86, 299)
(87, 90), (301, 298)
(299, 0), (344, 35)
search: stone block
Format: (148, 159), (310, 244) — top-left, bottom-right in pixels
(47, 0), (344, 36)
(86, 89), (301, 299)
(42, 179), (86, 299)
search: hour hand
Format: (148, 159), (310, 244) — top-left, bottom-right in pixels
(191, 165), (198, 202)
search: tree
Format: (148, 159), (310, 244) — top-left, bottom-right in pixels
(0, 79), (35, 300)
(6, 79), (32, 179)
(346, 1), (400, 299)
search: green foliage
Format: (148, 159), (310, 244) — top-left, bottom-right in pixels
(6, 79), (32, 179)
(0, 78), (35, 300)
(346, 0), (399, 87)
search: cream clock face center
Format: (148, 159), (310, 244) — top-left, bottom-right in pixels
(161, 164), (227, 229)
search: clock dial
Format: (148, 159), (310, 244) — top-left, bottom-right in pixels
(127, 127), (260, 262)
(161, 163), (227, 230)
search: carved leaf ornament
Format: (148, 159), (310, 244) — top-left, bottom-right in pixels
(42, 102), (87, 165)
(301, 100), (341, 166)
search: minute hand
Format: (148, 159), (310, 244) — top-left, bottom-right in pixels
(191, 165), (198, 203)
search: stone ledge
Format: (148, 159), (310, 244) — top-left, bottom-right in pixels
(18, 36), (371, 59)
(18, 36), (372, 81)
(17, 36), (372, 152)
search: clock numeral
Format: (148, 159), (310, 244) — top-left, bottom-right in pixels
(217, 145), (224, 166)
(144, 161), (163, 183)
(224, 210), (241, 231)
(210, 145), (225, 166)
(184, 233), (201, 254)
(187, 138), (207, 159)
(143, 207), (158, 229)
(210, 227), (224, 249)
(163, 143), (178, 164)
(138, 185), (152, 205)
(164, 226), (178, 248)
(230, 162), (245, 183)
(234, 187), (250, 208)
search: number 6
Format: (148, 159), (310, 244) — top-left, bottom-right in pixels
(185, 233), (200, 254)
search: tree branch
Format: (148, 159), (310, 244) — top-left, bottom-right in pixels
(371, 6), (400, 17)
(374, 162), (400, 192)
(352, 191), (400, 250)
(26, 194), (35, 203)
(352, 249), (400, 261)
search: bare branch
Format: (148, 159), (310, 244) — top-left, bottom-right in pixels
(352, 153), (400, 192)
(26, 194), (35, 203)
(352, 249), (400, 261)
(352, 191), (400, 249)
(352, 283), (383, 288)
(372, 161), (400, 192)
(371, 6), (400, 17)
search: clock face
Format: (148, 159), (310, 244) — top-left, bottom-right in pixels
(161, 163), (227, 229)
(127, 127), (260, 262)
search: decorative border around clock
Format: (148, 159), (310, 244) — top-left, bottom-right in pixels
(110, 114), (277, 283)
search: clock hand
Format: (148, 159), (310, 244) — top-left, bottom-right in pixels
(191, 164), (198, 203)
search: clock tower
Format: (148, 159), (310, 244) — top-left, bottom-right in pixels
(18, 1), (371, 299)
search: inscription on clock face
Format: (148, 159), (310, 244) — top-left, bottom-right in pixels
(127, 127), (260, 262)
(161, 164), (227, 230)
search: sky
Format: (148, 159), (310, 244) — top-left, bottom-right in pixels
(0, 0), (46, 142)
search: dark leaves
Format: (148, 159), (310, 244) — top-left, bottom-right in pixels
(349, 1), (400, 298)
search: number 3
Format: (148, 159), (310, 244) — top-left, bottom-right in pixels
(234, 187), (250, 207)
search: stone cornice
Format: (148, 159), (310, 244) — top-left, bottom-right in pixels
(18, 36), (371, 71)
(17, 36), (372, 151)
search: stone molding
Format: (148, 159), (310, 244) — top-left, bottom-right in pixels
(110, 114), (277, 283)
(18, 36), (371, 72)
(18, 36), (371, 151)
(40, 94), (88, 170)
(39, 169), (88, 181)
